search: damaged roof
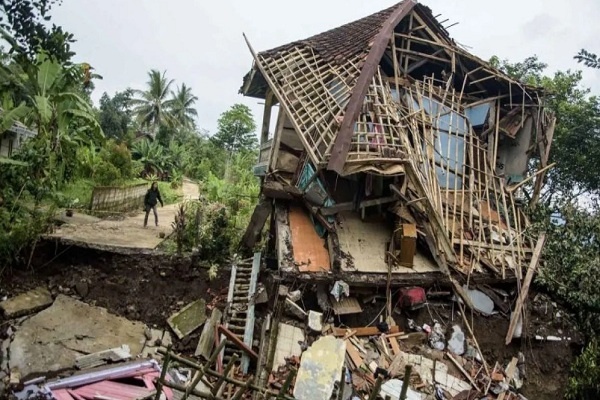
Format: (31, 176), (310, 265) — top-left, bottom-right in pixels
(241, 0), (542, 99)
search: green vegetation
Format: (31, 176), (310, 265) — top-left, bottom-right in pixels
(492, 54), (600, 398)
(0, 2), (259, 272)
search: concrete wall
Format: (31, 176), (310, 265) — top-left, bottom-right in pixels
(90, 183), (148, 212)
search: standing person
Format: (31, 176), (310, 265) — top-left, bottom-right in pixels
(144, 182), (164, 227)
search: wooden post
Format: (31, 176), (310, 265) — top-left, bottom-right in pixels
(369, 376), (384, 400)
(505, 233), (546, 344)
(154, 344), (171, 400)
(277, 368), (297, 399)
(399, 365), (412, 400)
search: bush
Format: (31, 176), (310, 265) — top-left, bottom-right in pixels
(95, 160), (122, 186)
(101, 140), (134, 180)
(567, 339), (600, 399)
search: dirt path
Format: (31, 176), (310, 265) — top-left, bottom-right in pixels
(46, 180), (199, 251)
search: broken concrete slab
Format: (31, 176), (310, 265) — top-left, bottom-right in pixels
(75, 344), (131, 369)
(195, 308), (222, 359)
(9, 295), (147, 377)
(0, 287), (53, 318)
(167, 299), (207, 339)
(308, 311), (323, 332)
(293, 336), (346, 400)
(272, 323), (304, 371)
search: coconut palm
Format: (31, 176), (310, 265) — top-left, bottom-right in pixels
(170, 83), (198, 130)
(130, 69), (174, 135)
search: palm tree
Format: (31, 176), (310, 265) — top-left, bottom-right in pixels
(130, 70), (174, 135)
(169, 83), (198, 130)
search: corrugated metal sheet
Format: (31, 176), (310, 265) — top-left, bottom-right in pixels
(52, 389), (76, 400)
(72, 380), (154, 400)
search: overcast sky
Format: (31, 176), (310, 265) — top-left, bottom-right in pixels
(51, 0), (600, 135)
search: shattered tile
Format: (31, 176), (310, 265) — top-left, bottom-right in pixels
(272, 323), (304, 371)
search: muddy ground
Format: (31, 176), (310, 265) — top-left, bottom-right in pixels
(1, 243), (230, 354)
(2, 243), (581, 399)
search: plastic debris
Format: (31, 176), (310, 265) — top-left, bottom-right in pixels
(448, 325), (465, 356)
(330, 281), (350, 302)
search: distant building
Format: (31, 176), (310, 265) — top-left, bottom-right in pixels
(0, 118), (36, 158)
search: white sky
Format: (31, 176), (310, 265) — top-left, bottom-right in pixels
(51, 0), (600, 134)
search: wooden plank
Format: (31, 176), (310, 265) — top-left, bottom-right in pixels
(260, 90), (274, 144)
(359, 196), (397, 209)
(330, 297), (363, 315)
(195, 308), (223, 359)
(321, 201), (355, 216)
(398, 223), (417, 267)
(327, 0), (418, 173)
(240, 196), (271, 250)
(388, 336), (401, 355)
(505, 233), (546, 344)
(345, 340), (364, 370)
(332, 325), (401, 337)
(497, 357), (519, 400)
(217, 325), (258, 360)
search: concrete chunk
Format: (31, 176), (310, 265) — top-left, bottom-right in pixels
(308, 311), (323, 332)
(167, 299), (207, 339)
(0, 287), (53, 318)
(293, 336), (346, 400)
(9, 295), (147, 377)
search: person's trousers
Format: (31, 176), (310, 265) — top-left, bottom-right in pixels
(144, 205), (158, 226)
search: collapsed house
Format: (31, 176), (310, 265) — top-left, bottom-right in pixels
(236, 1), (558, 398)
(241, 0), (553, 297)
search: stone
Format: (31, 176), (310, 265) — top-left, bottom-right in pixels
(144, 327), (153, 341)
(278, 285), (289, 298)
(167, 299), (207, 339)
(9, 369), (20, 385)
(293, 336), (346, 400)
(288, 290), (302, 303)
(0, 287), (53, 319)
(308, 311), (323, 332)
(272, 323), (304, 371)
(9, 295), (147, 377)
(75, 281), (89, 298)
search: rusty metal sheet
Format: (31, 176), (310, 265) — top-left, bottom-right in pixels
(288, 206), (330, 272)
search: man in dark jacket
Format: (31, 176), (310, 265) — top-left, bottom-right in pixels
(144, 182), (164, 227)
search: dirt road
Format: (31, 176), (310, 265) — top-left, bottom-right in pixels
(46, 180), (199, 251)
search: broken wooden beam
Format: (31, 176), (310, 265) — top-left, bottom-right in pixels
(217, 325), (258, 360)
(195, 308), (222, 359)
(240, 196), (272, 250)
(505, 233), (546, 344)
(332, 326), (401, 337)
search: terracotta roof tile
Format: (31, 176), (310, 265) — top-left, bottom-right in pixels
(261, 2), (404, 62)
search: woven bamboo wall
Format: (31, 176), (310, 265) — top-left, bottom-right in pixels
(90, 183), (148, 212)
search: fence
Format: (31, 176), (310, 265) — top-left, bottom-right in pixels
(90, 183), (148, 213)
